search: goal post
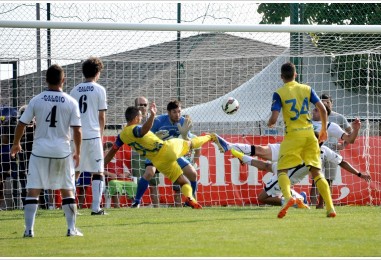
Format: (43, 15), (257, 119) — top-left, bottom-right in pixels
(0, 17), (380, 210)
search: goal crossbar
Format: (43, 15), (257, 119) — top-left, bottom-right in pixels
(1, 20), (381, 33)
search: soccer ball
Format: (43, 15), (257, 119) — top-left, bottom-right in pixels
(221, 97), (239, 115)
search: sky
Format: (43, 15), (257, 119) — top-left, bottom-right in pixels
(0, 2), (291, 80)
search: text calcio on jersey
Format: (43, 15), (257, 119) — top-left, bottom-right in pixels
(42, 95), (65, 103)
(77, 86), (94, 92)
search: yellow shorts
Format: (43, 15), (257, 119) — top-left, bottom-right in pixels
(277, 132), (321, 171)
(150, 138), (189, 183)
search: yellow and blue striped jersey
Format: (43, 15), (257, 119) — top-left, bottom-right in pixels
(271, 81), (319, 135)
(116, 124), (164, 159)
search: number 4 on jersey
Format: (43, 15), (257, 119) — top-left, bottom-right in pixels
(45, 105), (57, 127)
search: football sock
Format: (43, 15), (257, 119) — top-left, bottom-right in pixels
(24, 197), (38, 233)
(191, 135), (212, 149)
(92, 174), (104, 212)
(190, 180), (197, 197)
(314, 174), (334, 211)
(278, 172), (292, 199)
(181, 183), (193, 198)
(62, 197), (77, 231)
(134, 177), (149, 204)
(229, 143), (252, 155)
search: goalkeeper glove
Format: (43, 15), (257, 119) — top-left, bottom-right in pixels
(177, 116), (193, 140)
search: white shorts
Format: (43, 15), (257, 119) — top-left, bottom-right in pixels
(265, 163), (309, 197)
(78, 138), (104, 173)
(268, 143), (280, 162)
(26, 154), (75, 190)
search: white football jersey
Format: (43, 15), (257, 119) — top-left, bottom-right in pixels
(70, 82), (107, 139)
(312, 120), (345, 140)
(265, 144), (343, 197)
(20, 90), (81, 158)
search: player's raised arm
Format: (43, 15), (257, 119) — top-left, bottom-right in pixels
(315, 101), (328, 143)
(341, 118), (361, 144)
(140, 102), (157, 136)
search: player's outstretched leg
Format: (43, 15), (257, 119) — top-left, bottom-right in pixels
(210, 133), (229, 153)
(231, 149), (253, 164)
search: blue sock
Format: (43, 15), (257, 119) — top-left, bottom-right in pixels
(134, 178), (149, 204)
(190, 181), (197, 197)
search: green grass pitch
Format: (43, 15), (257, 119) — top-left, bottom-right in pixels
(1, 206), (380, 257)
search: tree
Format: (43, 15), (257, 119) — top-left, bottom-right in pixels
(257, 3), (381, 95)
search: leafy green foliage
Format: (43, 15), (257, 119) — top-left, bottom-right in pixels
(257, 3), (381, 95)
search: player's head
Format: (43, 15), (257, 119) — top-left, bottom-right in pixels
(167, 100), (181, 123)
(320, 93), (333, 109)
(312, 105), (330, 121)
(323, 102), (331, 116)
(281, 62), (296, 82)
(125, 106), (142, 123)
(46, 64), (65, 87)
(82, 57), (104, 79)
(134, 96), (149, 117)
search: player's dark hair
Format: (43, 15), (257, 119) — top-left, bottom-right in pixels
(320, 93), (332, 102)
(125, 106), (140, 122)
(46, 64), (64, 86)
(167, 100), (181, 111)
(82, 57), (104, 78)
(281, 62), (296, 80)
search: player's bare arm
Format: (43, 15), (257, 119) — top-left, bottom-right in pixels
(10, 122), (27, 157)
(99, 110), (106, 139)
(341, 118), (361, 144)
(339, 159), (371, 182)
(140, 102), (157, 136)
(104, 144), (120, 166)
(72, 126), (82, 168)
(267, 110), (279, 128)
(315, 101), (328, 143)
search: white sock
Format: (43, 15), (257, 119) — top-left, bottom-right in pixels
(241, 154), (253, 164)
(229, 143), (252, 155)
(62, 198), (77, 231)
(92, 180), (104, 212)
(24, 197), (38, 233)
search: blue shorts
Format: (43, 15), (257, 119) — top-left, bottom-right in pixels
(77, 171), (92, 187)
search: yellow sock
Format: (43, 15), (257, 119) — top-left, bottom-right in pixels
(181, 183), (193, 198)
(278, 172), (292, 199)
(191, 135), (211, 149)
(314, 174), (334, 211)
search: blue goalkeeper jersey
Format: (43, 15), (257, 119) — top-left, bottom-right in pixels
(148, 114), (194, 167)
(151, 114), (190, 140)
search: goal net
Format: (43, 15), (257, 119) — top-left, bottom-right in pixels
(0, 3), (380, 210)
